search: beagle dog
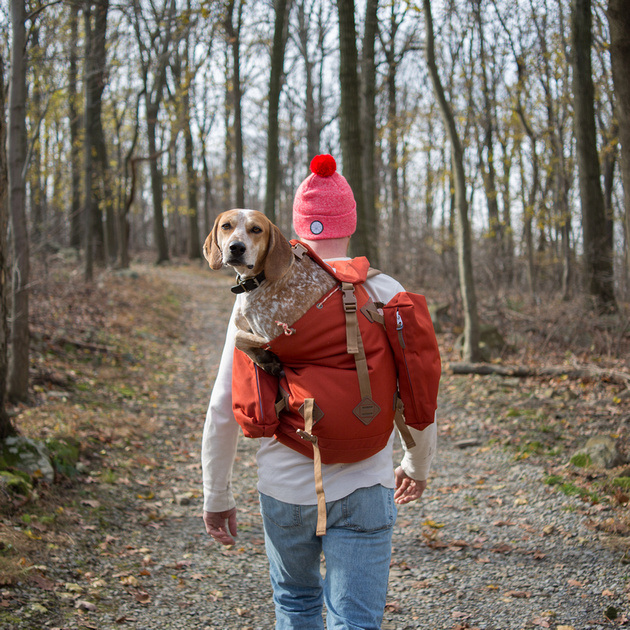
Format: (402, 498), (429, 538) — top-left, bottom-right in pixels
(203, 209), (336, 374)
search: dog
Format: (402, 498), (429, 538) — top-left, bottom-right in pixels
(203, 209), (337, 375)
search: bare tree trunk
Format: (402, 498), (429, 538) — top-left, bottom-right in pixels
(83, 0), (110, 279)
(146, 105), (169, 263)
(295, 1), (322, 162)
(7, 0), (30, 402)
(265, 0), (292, 224)
(295, 0), (330, 164)
(361, 0), (379, 265)
(607, 0), (630, 281)
(174, 27), (202, 261)
(91, 0), (114, 265)
(225, 0), (245, 208)
(222, 43), (233, 209)
(473, 0), (502, 268)
(68, 1), (82, 250)
(383, 5), (401, 275)
(132, 0), (176, 264)
(201, 148), (213, 238)
(0, 54), (14, 437)
(29, 25), (45, 248)
(118, 91), (143, 269)
(336, 0), (366, 256)
(572, 0), (617, 310)
(424, 0), (481, 362)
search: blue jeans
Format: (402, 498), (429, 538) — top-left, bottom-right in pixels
(259, 485), (396, 630)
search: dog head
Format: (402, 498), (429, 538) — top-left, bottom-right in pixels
(203, 209), (293, 283)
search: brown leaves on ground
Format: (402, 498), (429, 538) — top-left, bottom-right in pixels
(1, 260), (210, 589)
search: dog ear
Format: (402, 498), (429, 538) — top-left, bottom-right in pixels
(203, 216), (224, 270)
(264, 223), (293, 283)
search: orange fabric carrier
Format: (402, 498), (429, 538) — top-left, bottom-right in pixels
(231, 240), (441, 535)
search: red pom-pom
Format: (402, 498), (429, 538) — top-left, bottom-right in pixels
(310, 154), (337, 177)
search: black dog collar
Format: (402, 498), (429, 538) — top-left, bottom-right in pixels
(231, 271), (266, 294)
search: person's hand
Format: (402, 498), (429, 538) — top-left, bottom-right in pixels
(394, 466), (427, 505)
(203, 508), (238, 545)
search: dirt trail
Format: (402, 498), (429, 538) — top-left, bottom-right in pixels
(4, 265), (629, 630)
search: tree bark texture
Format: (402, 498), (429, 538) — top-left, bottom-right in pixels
(473, 0), (502, 265)
(225, 0), (245, 208)
(265, 0), (292, 224)
(295, 2), (322, 163)
(360, 0), (379, 265)
(83, 0), (110, 279)
(0, 54), (14, 436)
(336, 0), (366, 257)
(571, 0), (617, 310)
(423, 0), (481, 362)
(68, 1), (82, 250)
(7, 0), (30, 402)
(607, 0), (630, 277)
(146, 106), (169, 263)
(384, 7), (401, 275)
(133, 0), (176, 264)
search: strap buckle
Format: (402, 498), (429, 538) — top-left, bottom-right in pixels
(341, 283), (357, 313)
(296, 429), (317, 444)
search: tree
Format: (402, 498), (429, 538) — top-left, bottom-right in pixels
(336, 0), (366, 257)
(224, 0), (245, 208)
(531, 2), (574, 299)
(0, 54), (14, 438)
(379, 3), (419, 274)
(423, 0), (481, 362)
(472, 0), (503, 268)
(171, 8), (203, 260)
(83, 0), (110, 280)
(360, 0), (379, 266)
(571, 0), (617, 310)
(7, 0), (30, 402)
(265, 0), (293, 224)
(131, 0), (178, 264)
(68, 1), (82, 251)
(607, 0), (630, 277)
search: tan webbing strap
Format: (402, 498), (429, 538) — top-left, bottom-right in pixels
(342, 281), (382, 425)
(394, 396), (416, 449)
(354, 331), (372, 400)
(342, 282), (370, 398)
(297, 398), (327, 536)
(342, 282), (359, 354)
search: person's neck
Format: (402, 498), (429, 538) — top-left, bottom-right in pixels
(301, 237), (350, 260)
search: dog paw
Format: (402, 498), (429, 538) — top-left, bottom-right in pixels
(259, 355), (284, 377)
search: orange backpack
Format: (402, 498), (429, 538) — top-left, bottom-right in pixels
(230, 242), (441, 534)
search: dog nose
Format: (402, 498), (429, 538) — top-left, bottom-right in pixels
(229, 241), (246, 257)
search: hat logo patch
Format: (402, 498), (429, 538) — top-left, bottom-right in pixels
(310, 220), (324, 235)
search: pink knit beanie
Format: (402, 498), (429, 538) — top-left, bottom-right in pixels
(293, 155), (357, 240)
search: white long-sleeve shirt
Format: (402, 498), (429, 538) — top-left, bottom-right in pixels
(201, 265), (437, 513)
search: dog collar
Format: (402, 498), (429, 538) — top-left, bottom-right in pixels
(231, 271), (266, 294)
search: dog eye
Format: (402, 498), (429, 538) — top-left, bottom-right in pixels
(221, 223), (231, 230)
(251, 226), (262, 234)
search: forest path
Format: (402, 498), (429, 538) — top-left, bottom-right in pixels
(5, 264), (629, 630)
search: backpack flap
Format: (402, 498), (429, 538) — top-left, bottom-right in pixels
(383, 292), (441, 430)
(231, 348), (280, 438)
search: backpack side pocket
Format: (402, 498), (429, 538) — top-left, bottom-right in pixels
(383, 293), (441, 430)
(231, 348), (280, 438)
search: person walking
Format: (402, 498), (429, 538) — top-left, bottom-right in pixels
(202, 155), (438, 629)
